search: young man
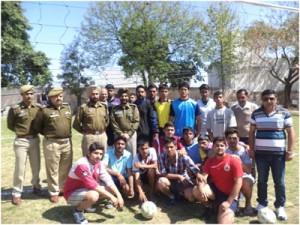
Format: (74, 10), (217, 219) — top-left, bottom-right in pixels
(192, 137), (243, 224)
(7, 85), (44, 205)
(133, 140), (158, 203)
(152, 121), (186, 157)
(147, 83), (159, 106)
(34, 87), (73, 203)
(102, 136), (134, 199)
(249, 89), (295, 220)
(170, 81), (201, 138)
(197, 135), (213, 167)
(154, 84), (172, 137)
(225, 129), (255, 216)
(197, 84), (216, 137)
(206, 91), (237, 141)
(73, 85), (109, 156)
(158, 137), (202, 208)
(64, 142), (124, 224)
(129, 93), (137, 104)
(105, 84), (121, 106)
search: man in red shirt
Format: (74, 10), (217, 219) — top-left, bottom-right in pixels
(64, 142), (124, 224)
(192, 137), (243, 224)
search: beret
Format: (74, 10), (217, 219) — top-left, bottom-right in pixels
(20, 85), (35, 94)
(48, 87), (63, 97)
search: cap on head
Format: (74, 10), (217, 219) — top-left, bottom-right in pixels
(48, 87), (63, 97)
(87, 85), (100, 96)
(20, 85), (35, 94)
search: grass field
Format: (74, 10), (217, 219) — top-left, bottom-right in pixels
(1, 116), (299, 224)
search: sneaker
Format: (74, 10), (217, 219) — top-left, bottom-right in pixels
(164, 198), (176, 209)
(276, 206), (287, 221)
(73, 209), (88, 224)
(85, 207), (96, 213)
(105, 200), (113, 209)
(256, 204), (266, 211)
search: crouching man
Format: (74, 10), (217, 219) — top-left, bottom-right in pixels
(192, 137), (243, 224)
(64, 142), (124, 224)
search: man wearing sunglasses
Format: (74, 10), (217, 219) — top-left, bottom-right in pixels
(249, 89), (295, 221)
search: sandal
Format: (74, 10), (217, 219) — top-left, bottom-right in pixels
(244, 207), (256, 216)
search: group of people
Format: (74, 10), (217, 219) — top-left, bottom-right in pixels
(7, 82), (295, 224)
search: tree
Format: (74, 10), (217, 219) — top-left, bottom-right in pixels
(58, 38), (94, 107)
(199, 2), (241, 91)
(244, 8), (299, 108)
(1, 1), (52, 87)
(80, 2), (203, 86)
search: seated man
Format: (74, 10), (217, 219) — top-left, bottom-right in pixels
(133, 140), (158, 203)
(102, 136), (134, 199)
(192, 137), (243, 224)
(64, 142), (124, 224)
(225, 129), (255, 216)
(180, 126), (202, 168)
(152, 121), (186, 157)
(158, 137), (202, 208)
(197, 135), (214, 168)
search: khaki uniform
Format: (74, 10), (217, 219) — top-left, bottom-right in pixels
(7, 102), (42, 198)
(73, 102), (109, 156)
(33, 102), (72, 196)
(110, 103), (140, 157)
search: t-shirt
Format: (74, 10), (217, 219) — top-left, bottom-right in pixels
(203, 154), (243, 195)
(154, 99), (172, 128)
(206, 106), (237, 138)
(226, 145), (252, 165)
(102, 148), (133, 177)
(183, 140), (202, 165)
(63, 157), (113, 200)
(170, 98), (201, 137)
(132, 147), (157, 174)
(197, 98), (216, 136)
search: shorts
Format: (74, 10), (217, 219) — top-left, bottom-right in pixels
(112, 175), (129, 190)
(140, 172), (149, 185)
(208, 183), (238, 212)
(170, 179), (194, 195)
(67, 188), (89, 206)
(243, 173), (255, 184)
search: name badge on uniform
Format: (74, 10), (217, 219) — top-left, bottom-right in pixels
(65, 111), (71, 115)
(50, 112), (59, 118)
(114, 110), (122, 115)
(18, 110), (28, 117)
(88, 109), (94, 113)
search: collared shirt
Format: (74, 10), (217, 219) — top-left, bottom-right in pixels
(154, 99), (172, 128)
(102, 148), (133, 177)
(132, 147), (157, 174)
(159, 151), (200, 178)
(108, 97), (121, 106)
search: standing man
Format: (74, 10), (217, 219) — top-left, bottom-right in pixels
(135, 85), (159, 144)
(154, 84), (172, 137)
(7, 85), (44, 205)
(147, 83), (159, 106)
(73, 85), (109, 156)
(99, 87), (109, 105)
(206, 91), (237, 141)
(249, 89), (295, 221)
(231, 89), (258, 144)
(192, 137), (243, 224)
(34, 87), (73, 203)
(110, 88), (140, 158)
(197, 84), (216, 137)
(105, 84), (121, 105)
(170, 81), (201, 138)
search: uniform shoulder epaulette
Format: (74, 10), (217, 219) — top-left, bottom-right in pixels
(129, 103), (137, 108)
(35, 103), (46, 109)
(80, 103), (87, 108)
(99, 102), (107, 107)
(11, 104), (20, 110)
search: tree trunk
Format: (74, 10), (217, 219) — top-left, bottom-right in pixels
(77, 93), (81, 108)
(283, 82), (292, 108)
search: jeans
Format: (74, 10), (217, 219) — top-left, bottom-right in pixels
(255, 153), (286, 208)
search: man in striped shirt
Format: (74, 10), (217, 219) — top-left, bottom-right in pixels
(249, 89), (295, 221)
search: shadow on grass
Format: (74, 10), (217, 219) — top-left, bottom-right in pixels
(42, 205), (75, 224)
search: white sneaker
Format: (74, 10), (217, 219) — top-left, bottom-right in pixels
(276, 206), (287, 220)
(85, 207), (96, 213)
(256, 204), (266, 211)
(73, 209), (88, 224)
(105, 200), (113, 209)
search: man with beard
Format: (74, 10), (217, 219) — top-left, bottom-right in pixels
(73, 85), (109, 156)
(34, 87), (73, 203)
(110, 88), (140, 158)
(7, 85), (45, 205)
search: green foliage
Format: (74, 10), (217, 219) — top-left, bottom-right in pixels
(58, 38), (94, 107)
(1, 1), (52, 87)
(81, 2), (202, 86)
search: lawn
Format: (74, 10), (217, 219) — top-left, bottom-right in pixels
(1, 116), (299, 224)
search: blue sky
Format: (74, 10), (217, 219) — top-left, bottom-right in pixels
(21, 1), (298, 86)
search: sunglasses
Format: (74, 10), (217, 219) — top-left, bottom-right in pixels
(263, 97), (276, 102)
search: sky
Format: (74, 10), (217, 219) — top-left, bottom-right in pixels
(21, 1), (299, 87)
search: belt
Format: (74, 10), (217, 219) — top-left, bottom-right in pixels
(46, 137), (70, 144)
(84, 129), (106, 135)
(17, 134), (38, 139)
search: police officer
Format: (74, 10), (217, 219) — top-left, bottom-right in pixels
(110, 88), (140, 158)
(73, 85), (109, 156)
(33, 87), (73, 203)
(7, 85), (44, 205)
